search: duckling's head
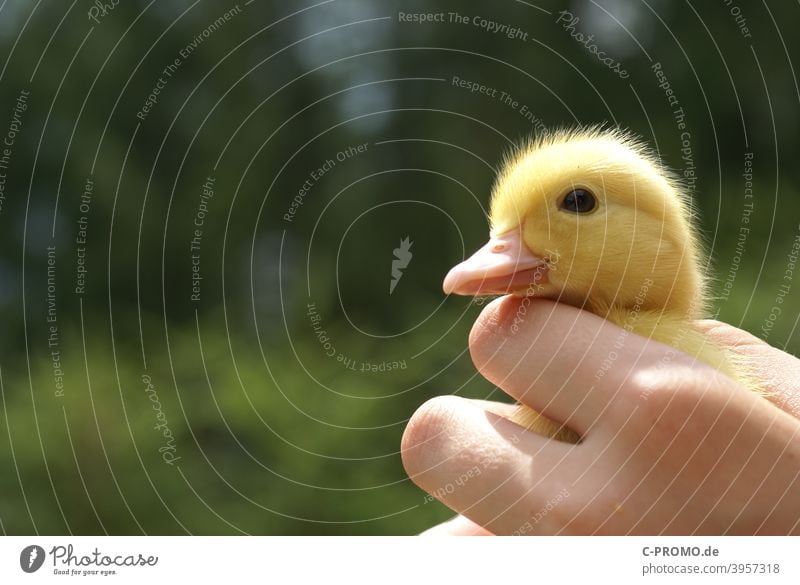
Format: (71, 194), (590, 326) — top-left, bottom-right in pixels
(443, 127), (706, 317)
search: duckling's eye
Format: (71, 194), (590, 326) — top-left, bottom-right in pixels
(560, 189), (596, 213)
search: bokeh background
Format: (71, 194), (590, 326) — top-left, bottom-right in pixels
(0, 0), (797, 535)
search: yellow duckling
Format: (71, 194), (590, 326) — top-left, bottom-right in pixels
(443, 127), (750, 442)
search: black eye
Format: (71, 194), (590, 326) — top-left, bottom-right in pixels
(560, 189), (597, 213)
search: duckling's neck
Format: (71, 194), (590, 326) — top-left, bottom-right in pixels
(586, 265), (706, 322)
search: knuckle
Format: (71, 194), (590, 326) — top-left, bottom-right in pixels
(634, 366), (696, 409)
(631, 363), (727, 438)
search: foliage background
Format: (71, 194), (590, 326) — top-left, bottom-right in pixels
(0, 0), (797, 534)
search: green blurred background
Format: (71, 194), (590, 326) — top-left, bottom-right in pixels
(0, 0), (797, 534)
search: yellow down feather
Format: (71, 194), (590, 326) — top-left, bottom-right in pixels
(486, 127), (755, 442)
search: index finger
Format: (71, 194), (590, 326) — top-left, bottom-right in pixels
(469, 296), (702, 438)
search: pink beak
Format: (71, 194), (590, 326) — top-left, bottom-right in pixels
(443, 227), (548, 296)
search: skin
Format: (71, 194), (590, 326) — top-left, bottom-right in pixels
(401, 297), (800, 535)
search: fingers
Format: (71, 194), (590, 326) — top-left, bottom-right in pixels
(401, 395), (576, 534)
(419, 515), (494, 536)
(697, 320), (800, 418)
(468, 296), (691, 437)
(469, 398), (519, 419)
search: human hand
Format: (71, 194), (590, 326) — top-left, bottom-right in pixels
(402, 297), (800, 535)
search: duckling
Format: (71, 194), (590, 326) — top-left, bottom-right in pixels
(443, 127), (749, 443)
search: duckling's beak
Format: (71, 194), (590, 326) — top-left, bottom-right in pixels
(443, 227), (548, 296)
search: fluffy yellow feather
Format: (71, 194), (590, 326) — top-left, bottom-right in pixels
(443, 127), (751, 443)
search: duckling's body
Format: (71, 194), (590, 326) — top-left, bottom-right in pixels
(444, 127), (753, 443)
